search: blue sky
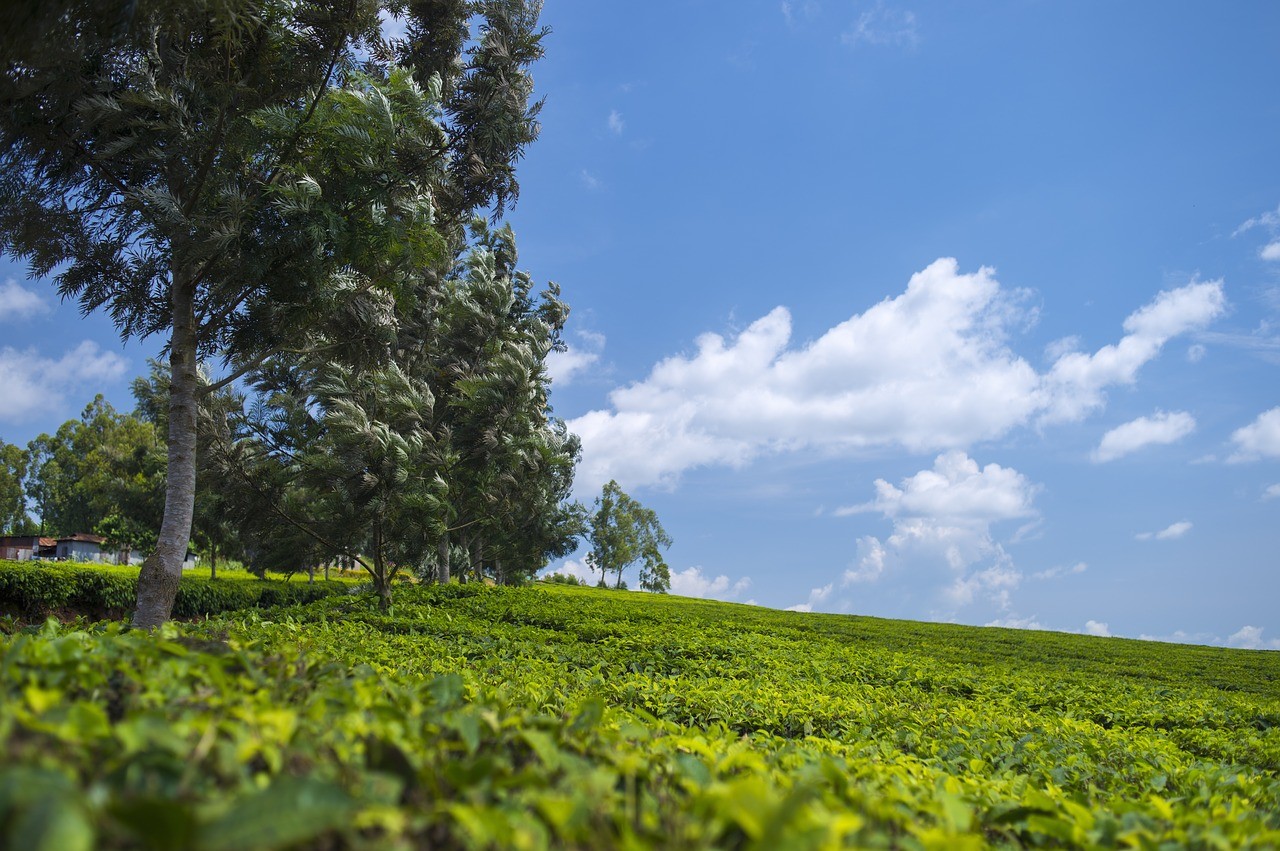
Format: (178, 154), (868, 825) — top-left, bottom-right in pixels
(3, 1), (1279, 648)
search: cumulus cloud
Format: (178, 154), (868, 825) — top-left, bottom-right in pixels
(1136, 520), (1192, 541)
(547, 330), (606, 387)
(1139, 624), (1280, 649)
(669, 566), (752, 600)
(607, 110), (624, 135)
(0, 279), (49, 320)
(985, 615), (1046, 630)
(1037, 280), (1225, 424)
(1227, 625), (1280, 651)
(540, 559), (597, 585)
(1084, 620), (1111, 637)
(1263, 484), (1280, 501)
(1229, 407), (1280, 462)
(569, 260), (1224, 491)
(0, 341), (128, 422)
(838, 451), (1039, 611)
(1091, 410), (1196, 462)
(1262, 242), (1280, 262)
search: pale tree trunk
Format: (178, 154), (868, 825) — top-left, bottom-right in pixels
(308, 563), (315, 584)
(437, 532), (450, 584)
(133, 272), (199, 628)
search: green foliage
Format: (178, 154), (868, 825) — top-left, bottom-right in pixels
(0, 561), (347, 622)
(22, 397), (164, 539)
(586, 480), (672, 591)
(0, 441), (33, 535)
(4, 583), (1278, 848)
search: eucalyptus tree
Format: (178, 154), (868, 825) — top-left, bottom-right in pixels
(0, 0), (546, 625)
(0, 441), (33, 535)
(585, 480), (673, 592)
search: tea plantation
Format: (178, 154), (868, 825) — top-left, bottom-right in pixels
(2, 580), (1278, 849)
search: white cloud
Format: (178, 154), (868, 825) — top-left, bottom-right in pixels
(579, 169), (602, 191)
(547, 330), (606, 387)
(838, 450), (1039, 524)
(1227, 625), (1280, 651)
(838, 451), (1039, 611)
(781, 0), (820, 26)
(607, 110), (624, 135)
(1261, 241), (1280, 261)
(669, 566), (752, 600)
(569, 260), (1224, 492)
(842, 2), (918, 47)
(539, 559), (597, 585)
(0, 279), (49, 320)
(1263, 484), (1280, 501)
(1186, 343), (1206, 363)
(1084, 620), (1111, 637)
(1136, 520), (1192, 541)
(1091, 410), (1196, 462)
(1038, 279), (1225, 424)
(1229, 407), (1280, 462)
(1234, 204), (1280, 237)
(985, 615), (1046, 630)
(1033, 561), (1087, 580)
(784, 582), (832, 612)
(0, 341), (128, 422)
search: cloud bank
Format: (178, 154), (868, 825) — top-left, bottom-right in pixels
(0, 342), (128, 423)
(570, 260), (1225, 491)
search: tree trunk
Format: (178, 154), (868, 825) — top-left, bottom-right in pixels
(323, 561), (330, 581)
(308, 563), (315, 584)
(471, 538), (484, 584)
(438, 532), (450, 584)
(210, 546), (217, 581)
(133, 273), (199, 629)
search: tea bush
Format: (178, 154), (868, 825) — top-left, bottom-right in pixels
(1, 582), (1278, 848)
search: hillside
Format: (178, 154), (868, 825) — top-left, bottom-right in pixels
(2, 582), (1278, 849)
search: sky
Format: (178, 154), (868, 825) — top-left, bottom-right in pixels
(2, 1), (1279, 648)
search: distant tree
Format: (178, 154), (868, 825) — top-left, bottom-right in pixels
(585, 480), (672, 592)
(0, 441), (34, 535)
(23, 397), (164, 541)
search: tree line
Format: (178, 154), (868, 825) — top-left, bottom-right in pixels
(0, 0), (671, 620)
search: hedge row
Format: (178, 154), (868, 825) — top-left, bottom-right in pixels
(0, 560), (350, 620)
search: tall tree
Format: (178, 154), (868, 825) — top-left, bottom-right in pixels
(1, 0), (554, 625)
(585, 480), (672, 592)
(0, 441), (33, 535)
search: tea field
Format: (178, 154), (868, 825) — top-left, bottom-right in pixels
(2, 582), (1278, 849)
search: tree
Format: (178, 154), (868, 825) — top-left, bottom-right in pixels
(0, 0), (553, 625)
(0, 441), (34, 535)
(22, 397), (164, 541)
(584, 481), (672, 592)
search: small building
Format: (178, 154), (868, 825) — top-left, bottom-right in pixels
(0, 535), (56, 561)
(55, 533), (107, 562)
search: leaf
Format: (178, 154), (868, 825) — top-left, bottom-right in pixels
(7, 794), (94, 851)
(197, 777), (355, 851)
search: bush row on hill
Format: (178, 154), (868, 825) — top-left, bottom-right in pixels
(3, 582), (1279, 848)
(0, 561), (350, 622)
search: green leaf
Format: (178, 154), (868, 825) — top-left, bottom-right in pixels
(197, 777), (355, 851)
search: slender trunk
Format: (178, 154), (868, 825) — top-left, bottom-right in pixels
(438, 532), (450, 584)
(472, 538), (484, 584)
(210, 546), (217, 581)
(133, 271), (199, 629)
(324, 561), (330, 581)
(373, 523), (390, 611)
(308, 563), (315, 584)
